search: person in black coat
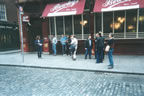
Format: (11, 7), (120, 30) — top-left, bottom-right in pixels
(95, 33), (99, 59)
(85, 35), (93, 59)
(96, 33), (104, 63)
(35, 35), (43, 58)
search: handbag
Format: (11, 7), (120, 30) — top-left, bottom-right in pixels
(105, 45), (110, 52)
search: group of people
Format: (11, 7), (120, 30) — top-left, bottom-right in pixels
(34, 32), (114, 69)
(51, 34), (78, 60)
(84, 32), (114, 69)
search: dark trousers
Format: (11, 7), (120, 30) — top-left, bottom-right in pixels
(96, 48), (103, 63)
(37, 51), (42, 58)
(85, 48), (92, 59)
(66, 44), (71, 56)
(36, 46), (42, 58)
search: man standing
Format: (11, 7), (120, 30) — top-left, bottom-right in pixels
(85, 35), (93, 59)
(60, 34), (67, 55)
(96, 33), (104, 63)
(51, 35), (57, 56)
(95, 33), (99, 59)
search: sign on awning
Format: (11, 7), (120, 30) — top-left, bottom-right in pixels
(42, 0), (85, 17)
(93, 0), (144, 12)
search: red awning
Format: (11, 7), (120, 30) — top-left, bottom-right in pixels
(42, 0), (85, 17)
(93, 0), (144, 12)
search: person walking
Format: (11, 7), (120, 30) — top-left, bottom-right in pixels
(107, 33), (114, 69)
(96, 33), (104, 63)
(70, 35), (78, 60)
(51, 35), (57, 56)
(60, 34), (67, 55)
(35, 35), (43, 58)
(85, 35), (93, 59)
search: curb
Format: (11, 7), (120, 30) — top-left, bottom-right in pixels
(0, 64), (144, 75)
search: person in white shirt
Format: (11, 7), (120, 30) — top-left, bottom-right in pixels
(70, 35), (78, 60)
(51, 35), (57, 56)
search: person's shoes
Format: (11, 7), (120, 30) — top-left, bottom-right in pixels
(89, 57), (91, 59)
(73, 58), (76, 61)
(85, 57), (87, 59)
(108, 65), (113, 69)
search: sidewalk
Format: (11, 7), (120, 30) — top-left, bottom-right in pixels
(0, 53), (144, 74)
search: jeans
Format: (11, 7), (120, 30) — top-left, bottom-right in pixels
(62, 45), (66, 55)
(52, 44), (56, 55)
(85, 48), (92, 59)
(108, 48), (114, 67)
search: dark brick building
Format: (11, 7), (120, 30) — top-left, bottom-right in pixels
(0, 0), (20, 51)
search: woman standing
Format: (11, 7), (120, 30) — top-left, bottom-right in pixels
(35, 35), (43, 58)
(107, 33), (114, 69)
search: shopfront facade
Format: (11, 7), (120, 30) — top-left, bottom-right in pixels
(17, 0), (144, 54)
(0, 0), (20, 51)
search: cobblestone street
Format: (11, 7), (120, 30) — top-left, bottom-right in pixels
(0, 66), (144, 96)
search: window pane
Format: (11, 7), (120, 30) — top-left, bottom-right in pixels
(126, 9), (137, 38)
(139, 8), (144, 38)
(139, 8), (144, 32)
(65, 16), (72, 35)
(83, 13), (90, 39)
(95, 13), (101, 33)
(74, 15), (82, 37)
(126, 9), (137, 32)
(103, 12), (113, 33)
(50, 17), (55, 35)
(0, 4), (6, 21)
(56, 16), (64, 35)
(114, 11), (125, 38)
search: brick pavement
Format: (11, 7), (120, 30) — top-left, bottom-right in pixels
(0, 66), (144, 96)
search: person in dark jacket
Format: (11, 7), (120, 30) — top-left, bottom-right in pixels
(96, 33), (104, 63)
(107, 33), (114, 69)
(95, 33), (99, 59)
(66, 35), (71, 56)
(85, 35), (93, 59)
(35, 35), (43, 58)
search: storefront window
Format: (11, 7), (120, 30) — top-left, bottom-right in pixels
(114, 11), (125, 38)
(65, 16), (72, 35)
(103, 12), (113, 33)
(56, 16), (64, 35)
(84, 0), (90, 10)
(49, 17), (55, 35)
(95, 13), (101, 33)
(139, 8), (144, 32)
(83, 13), (90, 39)
(74, 15), (82, 39)
(126, 9), (137, 32)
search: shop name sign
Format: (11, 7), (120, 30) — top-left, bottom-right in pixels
(100, 0), (140, 11)
(103, 0), (131, 8)
(0, 26), (13, 29)
(94, 0), (144, 12)
(50, 1), (78, 13)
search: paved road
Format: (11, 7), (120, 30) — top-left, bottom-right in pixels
(0, 66), (144, 96)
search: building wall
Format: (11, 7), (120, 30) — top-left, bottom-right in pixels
(4, 0), (18, 23)
(0, 0), (20, 51)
